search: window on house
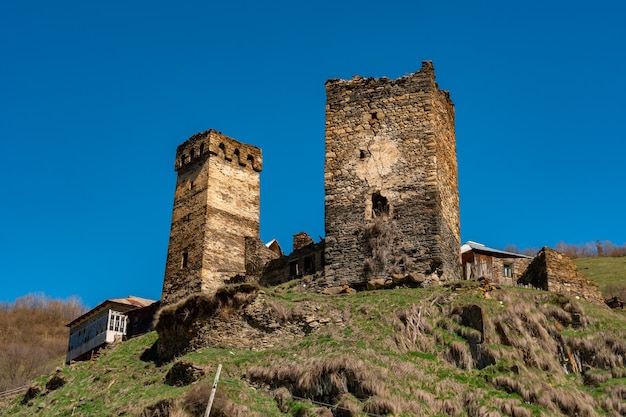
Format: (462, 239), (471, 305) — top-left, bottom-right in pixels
(289, 261), (299, 278)
(503, 263), (513, 278)
(304, 255), (315, 274)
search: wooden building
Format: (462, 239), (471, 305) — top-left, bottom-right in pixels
(65, 296), (157, 364)
(461, 241), (533, 285)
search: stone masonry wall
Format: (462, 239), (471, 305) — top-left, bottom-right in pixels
(518, 247), (606, 306)
(323, 61), (461, 288)
(161, 130), (262, 305)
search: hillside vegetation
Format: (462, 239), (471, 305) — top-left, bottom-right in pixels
(0, 294), (86, 391)
(574, 256), (626, 300)
(2, 282), (625, 417)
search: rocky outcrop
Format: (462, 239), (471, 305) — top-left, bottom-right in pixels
(154, 284), (338, 361)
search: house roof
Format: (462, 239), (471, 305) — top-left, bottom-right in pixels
(461, 241), (533, 259)
(66, 295), (158, 327)
(265, 238), (284, 256)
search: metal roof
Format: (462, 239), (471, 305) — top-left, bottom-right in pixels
(66, 295), (158, 327)
(461, 241), (533, 258)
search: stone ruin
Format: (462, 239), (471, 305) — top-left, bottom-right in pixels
(159, 61), (608, 309)
(160, 60), (461, 306)
(518, 247), (605, 306)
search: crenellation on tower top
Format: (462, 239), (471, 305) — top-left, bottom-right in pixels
(175, 129), (262, 172)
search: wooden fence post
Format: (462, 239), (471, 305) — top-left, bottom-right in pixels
(203, 364), (222, 417)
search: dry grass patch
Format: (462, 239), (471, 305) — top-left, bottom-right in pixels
(246, 356), (384, 405)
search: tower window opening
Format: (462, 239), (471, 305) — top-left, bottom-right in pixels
(370, 111), (378, 120)
(199, 144), (205, 156)
(190, 149), (195, 159)
(181, 252), (189, 269)
(359, 150), (366, 159)
(372, 192), (389, 218)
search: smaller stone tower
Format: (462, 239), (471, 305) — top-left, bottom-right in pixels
(324, 61), (461, 288)
(161, 130), (262, 305)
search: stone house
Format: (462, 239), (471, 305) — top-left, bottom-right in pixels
(65, 296), (157, 364)
(260, 232), (325, 287)
(461, 241), (533, 285)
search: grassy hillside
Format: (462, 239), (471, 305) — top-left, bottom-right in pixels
(574, 256), (626, 299)
(2, 282), (625, 417)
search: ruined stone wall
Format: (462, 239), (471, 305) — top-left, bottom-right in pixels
(323, 61), (461, 288)
(260, 239), (325, 287)
(518, 247), (606, 306)
(161, 130), (262, 305)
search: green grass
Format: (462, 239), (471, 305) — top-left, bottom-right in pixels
(2, 283), (626, 417)
(574, 256), (626, 297)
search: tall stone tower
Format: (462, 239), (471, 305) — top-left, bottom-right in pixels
(161, 129), (262, 305)
(324, 61), (461, 288)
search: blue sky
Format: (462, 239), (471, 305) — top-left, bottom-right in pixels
(1, 0), (624, 308)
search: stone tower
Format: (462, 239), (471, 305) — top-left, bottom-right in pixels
(161, 129), (262, 305)
(324, 61), (461, 288)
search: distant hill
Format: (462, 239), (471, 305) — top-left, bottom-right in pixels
(574, 256), (626, 299)
(2, 282), (625, 416)
(0, 294), (85, 392)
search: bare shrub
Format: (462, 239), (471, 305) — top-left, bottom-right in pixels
(362, 218), (412, 281)
(0, 293), (86, 391)
(392, 304), (437, 354)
